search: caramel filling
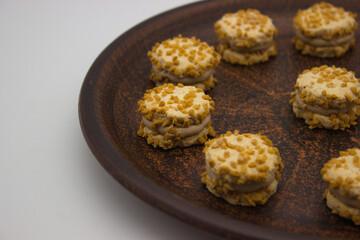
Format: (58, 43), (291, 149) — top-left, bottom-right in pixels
(294, 94), (354, 116)
(142, 115), (210, 138)
(205, 163), (276, 193)
(152, 66), (213, 84)
(226, 39), (274, 52)
(294, 27), (355, 47)
(329, 188), (360, 209)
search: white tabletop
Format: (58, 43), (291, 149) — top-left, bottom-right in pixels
(1, 0), (224, 239)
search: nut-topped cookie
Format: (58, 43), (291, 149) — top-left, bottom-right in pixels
(214, 9), (277, 65)
(137, 83), (215, 149)
(201, 131), (283, 206)
(290, 65), (360, 130)
(293, 2), (358, 58)
(147, 35), (221, 91)
(321, 148), (360, 225)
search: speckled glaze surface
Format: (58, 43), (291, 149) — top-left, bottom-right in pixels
(79, 0), (360, 239)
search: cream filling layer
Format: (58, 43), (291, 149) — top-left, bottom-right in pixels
(329, 188), (360, 209)
(294, 94), (354, 116)
(220, 38), (273, 52)
(142, 115), (210, 138)
(206, 163), (275, 193)
(152, 66), (213, 84)
(295, 28), (355, 47)
(228, 40), (273, 52)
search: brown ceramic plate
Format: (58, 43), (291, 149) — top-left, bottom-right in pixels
(79, 0), (360, 239)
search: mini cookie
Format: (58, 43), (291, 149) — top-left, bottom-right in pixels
(147, 35), (221, 91)
(201, 131), (283, 206)
(293, 2), (358, 58)
(290, 65), (360, 130)
(214, 9), (277, 65)
(137, 83), (215, 149)
(321, 148), (360, 225)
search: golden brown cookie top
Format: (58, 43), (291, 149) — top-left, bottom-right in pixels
(321, 148), (360, 198)
(147, 35), (220, 78)
(138, 83), (214, 127)
(214, 9), (277, 48)
(293, 65), (360, 109)
(204, 131), (283, 184)
(293, 2), (358, 39)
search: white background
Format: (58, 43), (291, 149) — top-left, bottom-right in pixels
(0, 0), (224, 239)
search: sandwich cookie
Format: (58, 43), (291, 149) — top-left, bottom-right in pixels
(290, 65), (360, 130)
(321, 148), (360, 225)
(147, 35), (221, 91)
(293, 2), (358, 58)
(214, 9), (277, 65)
(201, 131), (283, 206)
(137, 83), (215, 149)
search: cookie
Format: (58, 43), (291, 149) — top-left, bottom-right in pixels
(147, 35), (221, 91)
(321, 148), (360, 225)
(214, 9), (277, 65)
(290, 65), (360, 130)
(137, 83), (215, 149)
(201, 131), (283, 206)
(293, 2), (358, 58)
